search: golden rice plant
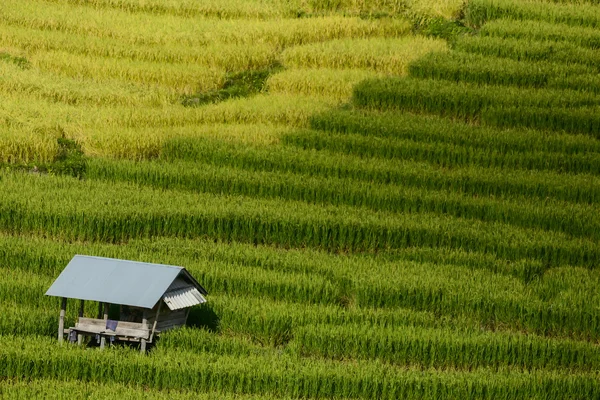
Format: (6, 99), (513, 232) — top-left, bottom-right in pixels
(30, 50), (226, 94)
(82, 123), (285, 159)
(0, 0), (410, 47)
(266, 68), (383, 102)
(0, 128), (58, 165)
(0, 62), (175, 106)
(281, 36), (448, 74)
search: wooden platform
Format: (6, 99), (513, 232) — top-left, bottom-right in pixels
(69, 317), (150, 342)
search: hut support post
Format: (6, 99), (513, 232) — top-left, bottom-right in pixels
(77, 300), (85, 345)
(149, 300), (163, 344)
(100, 302), (109, 349)
(97, 302), (103, 319)
(58, 297), (67, 343)
(141, 310), (148, 354)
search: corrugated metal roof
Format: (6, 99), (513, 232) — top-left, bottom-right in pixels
(45, 255), (207, 309)
(164, 286), (206, 310)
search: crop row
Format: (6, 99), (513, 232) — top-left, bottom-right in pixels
(266, 68), (381, 102)
(309, 109), (600, 156)
(0, 23), (278, 67)
(478, 19), (600, 49)
(454, 36), (600, 70)
(2, 335), (600, 399)
(0, 91), (332, 137)
(353, 77), (600, 119)
(0, 377), (286, 400)
(281, 36), (447, 74)
(1, 233), (599, 340)
(409, 51), (600, 92)
(352, 77), (600, 136)
(283, 128), (600, 174)
(0, 61), (175, 107)
(161, 324), (600, 372)
(161, 139), (600, 204)
(37, 0), (410, 19)
(89, 157), (600, 240)
(30, 50), (228, 94)
(2, 172), (599, 265)
(1, 0), (409, 47)
(463, 0), (600, 28)
(293, 323), (600, 371)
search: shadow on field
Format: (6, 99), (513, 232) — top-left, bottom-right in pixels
(187, 303), (220, 332)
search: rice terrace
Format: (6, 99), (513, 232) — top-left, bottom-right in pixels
(1, 0), (600, 398)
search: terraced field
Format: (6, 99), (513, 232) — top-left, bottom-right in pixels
(1, 0), (599, 398)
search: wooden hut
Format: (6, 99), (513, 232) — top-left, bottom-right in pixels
(45, 255), (208, 353)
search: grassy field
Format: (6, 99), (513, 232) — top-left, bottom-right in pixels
(1, 0), (599, 398)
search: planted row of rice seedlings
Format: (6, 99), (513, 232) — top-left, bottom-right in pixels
(294, 322), (600, 371)
(0, 62), (175, 107)
(266, 68), (382, 102)
(463, 0), (600, 28)
(89, 157), (600, 240)
(283, 128), (600, 174)
(1, 0), (411, 48)
(281, 36), (447, 74)
(161, 139), (600, 204)
(0, 173), (598, 267)
(2, 335), (600, 399)
(454, 36), (600, 70)
(352, 77), (600, 130)
(310, 109), (600, 156)
(478, 18), (600, 49)
(481, 106), (600, 137)
(409, 51), (600, 92)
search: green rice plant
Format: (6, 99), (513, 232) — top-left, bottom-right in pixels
(409, 51), (600, 92)
(284, 127), (600, 174)
(2, 233), (598, 339)
(482, 106), (600, 136)
(88, 157), (600, 241)
(1, 335), (600, 399)
(453, 35), (600, 70)
(1, 172), (599, 267)
(281, 36), (447, 74)
(161, 139), (600, 204)
(463, 0), (600, 28)
(310, 109), (600, 156)
(479, 18), (600, 49)
(352, 77), (600, 127)
(295, 322), (600, 370)
(266, 68), (382, 102)
(0, 377), (294, 400)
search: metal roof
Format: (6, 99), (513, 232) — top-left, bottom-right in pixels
(164, 287), (206, 310)
(45, 255), (207, 309)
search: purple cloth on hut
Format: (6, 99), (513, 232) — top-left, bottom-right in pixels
(106, 319), (118, 331)
(69, 330), (77, 343)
